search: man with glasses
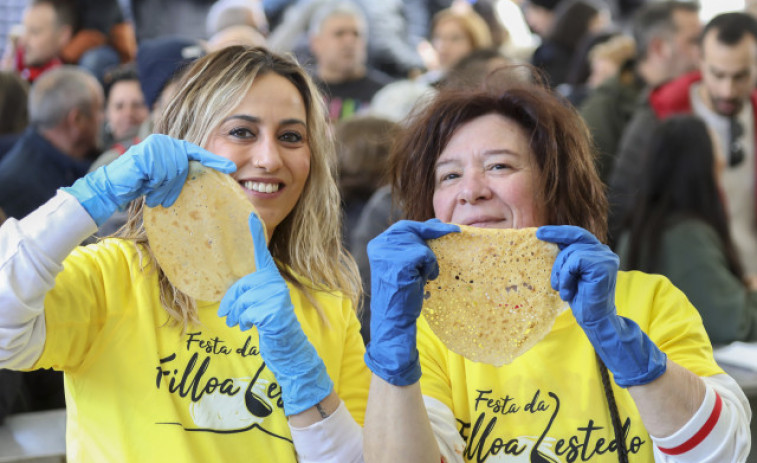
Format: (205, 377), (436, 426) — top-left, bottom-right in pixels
(608, 12), (757, 276)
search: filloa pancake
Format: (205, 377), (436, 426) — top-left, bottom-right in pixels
(423, 225), (564, 366)
(143, 161), (263, 301)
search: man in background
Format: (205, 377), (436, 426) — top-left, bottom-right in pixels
(10, 0), (75, 83)
(309, 1), (393, 122)
(580, 0), (701, 181)
(0, 66), (102, 220)
(609, 12), (757, 277)
(0, 66), (102, 414)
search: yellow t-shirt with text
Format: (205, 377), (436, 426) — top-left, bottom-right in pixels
(418, 271), (723, 463)
(33, 239), (370, 463)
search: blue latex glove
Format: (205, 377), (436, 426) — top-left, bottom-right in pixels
(218, 213), (333, 416)
(364, 219), (460, 386)
(63, 134), (237, 226)
(537, 225), (667, 387)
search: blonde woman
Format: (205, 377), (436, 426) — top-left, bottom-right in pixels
(418, 7), (493, 85)
(0, 46), (369, 462)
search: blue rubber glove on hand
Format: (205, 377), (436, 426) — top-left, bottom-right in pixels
(218, 213), (333, 416)
(365, 219), (460, 386)
(537, 225), (667, 388)
(63, 134), (237, 226)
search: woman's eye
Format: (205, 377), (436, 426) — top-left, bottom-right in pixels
(440, 172), (460, 182)
(489, 163), (510, 171)
(229, 127), (254, 138)
(279, 131), (304, 143)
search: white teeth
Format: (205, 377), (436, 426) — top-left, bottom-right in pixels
(243, 181), (280, 193)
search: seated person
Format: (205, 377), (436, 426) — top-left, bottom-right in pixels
(0, 66), (102, 221)
(308, 1), (393, 122)
(89, 65), (149, 171)
(0, 71), (29, 161)
(335, 115), (397, 246)
(617, 114), (757, 345)
(10, 0), (74, 83)
(417, 7), (493, 86)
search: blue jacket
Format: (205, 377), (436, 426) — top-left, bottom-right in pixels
(0, 128), (91, 219)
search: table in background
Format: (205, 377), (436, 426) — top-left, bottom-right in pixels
(0, 409), (65, 463)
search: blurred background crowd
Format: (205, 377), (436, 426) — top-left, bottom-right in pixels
(1, 0), (757, 427)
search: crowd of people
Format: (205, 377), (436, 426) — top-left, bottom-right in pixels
(0, 0), (755, 462)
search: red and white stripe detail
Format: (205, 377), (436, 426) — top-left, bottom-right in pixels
(657, 391), (722, 456)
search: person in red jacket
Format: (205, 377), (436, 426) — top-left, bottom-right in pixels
(5, 0), (137, 85)
(11, 0), (74, 83)
(610, 12), (757, 282)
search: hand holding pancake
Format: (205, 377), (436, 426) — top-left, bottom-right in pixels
(364, 219), (460, 386)
(218, 213), (333, 416)
(63, 134), (237, 226)
(537, 225), (667, 387)
(423, 226), (564, 366)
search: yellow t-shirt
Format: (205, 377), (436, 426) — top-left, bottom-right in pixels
(32, 239), (370, 463)
(418, 271), (723, 462)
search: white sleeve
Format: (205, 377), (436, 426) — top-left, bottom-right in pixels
(651, 374), (752, 462)
(288, 401), (363, 463)
(0, 190), (97, 369)
(424, 395), (467, 463)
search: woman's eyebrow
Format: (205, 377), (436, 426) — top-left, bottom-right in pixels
(482, 148), (519, 156)
(221, 114), (260, 124)
(435, 148), (520, 168)
(280, 118), (307, 127)
(434, 158), (457, 169)
(220, 115), (307, 127)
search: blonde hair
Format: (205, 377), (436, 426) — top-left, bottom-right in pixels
(116, 46), (362, 330)
(432, 8), (493, 50)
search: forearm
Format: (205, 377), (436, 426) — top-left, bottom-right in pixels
(628, 359), (705, 437)
(0, 191), (96, 368)
(289, 392), (364, 463)
(645, 373), (752, 462)
(364, 375), (440, 463)
(289, 390), (341, 427)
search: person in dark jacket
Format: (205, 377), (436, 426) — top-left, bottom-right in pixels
(308, 1), (394, 122)
(580, 0), (701, 182)
(0, 66), (102, 221)
(610, 13), (757, 276)
(617, 115), (757, 345)
(531, 0), (609, 87)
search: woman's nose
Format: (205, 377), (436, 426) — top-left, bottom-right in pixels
(252, 136), (284, 171)
(457, 171), (491, 204)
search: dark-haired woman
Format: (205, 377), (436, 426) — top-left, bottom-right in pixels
(362, 75), (751, 462)
(618, 115), (757, 345)
(531, 0), (610, 88)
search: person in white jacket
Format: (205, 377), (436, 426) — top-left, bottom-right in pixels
(362, 74), (752, 463)
(0, 45), (368, 463)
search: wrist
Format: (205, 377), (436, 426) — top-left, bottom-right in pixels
(582, 314), (667, 388)
(258, 326), (334, 416)
(278, 360), (333, 416)
(288, 391), (340, 427)
(364, 341), (421, 386)
(62, 174), (117, 227)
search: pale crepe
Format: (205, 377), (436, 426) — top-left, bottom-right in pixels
(144, 161), (263, 301)
(423, 226), (564, 366)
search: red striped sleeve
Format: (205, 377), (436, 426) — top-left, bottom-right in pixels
(657, 392), (723, 455)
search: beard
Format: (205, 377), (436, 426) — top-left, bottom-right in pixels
(710, 96), (745, 117)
